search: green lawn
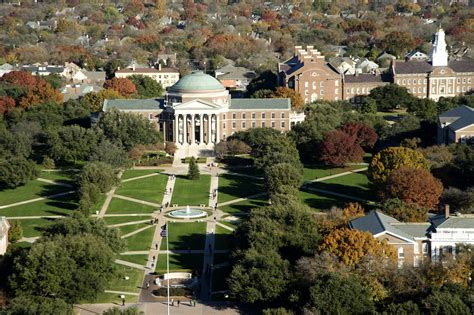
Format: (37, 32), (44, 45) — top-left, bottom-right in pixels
(217, 174), (264, 203)
(103, 217), (150, 226)
(302, 165), (366, 182)
(171, 175), (211, 206)
(217, 221), (239, 230)
(91, 292), (138, 304)
(125, 226), (155, 251)
(182, 157), (207, 163)
(119, 254), (149, 266)
(219, 197), (268, 215)
(308, 171), (374, 201)
(115, 175), (168, 204)
(214, 225), (232, 250)
(0, 180), (70, 206)
(119, 223), (151, 237)
(0, 193), (78, 217)
(106, 264), (143, 294)
(38, 170), (77, 185)
(14, 218), (58, 238)
(106, 198), (158, 215)
(211, 265), (231, 292)
(161, 222), (206, 251)
(90, 193), (108, 214)
(156, 253), (203, 273)
(213, 253), (230, 266)
(298, 190), (347, 211)
(121, 169), (163, 180)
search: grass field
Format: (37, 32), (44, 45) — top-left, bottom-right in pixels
(213, 253), (230, 266)
(308, 171), (374, 201)
(14, 218), (58, 238)
(103, 217), (150, 226)
(211, 265), (231, 292)
(0, 180), (70, 206)
(121, 169), (163, 180)
(298, 190), (347, 211)
(302, 165), (366, 182)
(125, 226), (155, 251)
(106, 265), (143, 294)
(217, 174), (264, 203)
(119, 223), (151, 237)
(115, 175), (167, 204)
(119, 254), (149, 266)
(214, 225), (232, 250)
(106, 198), (158, 215)
(0, 193), (78, 217)
(156, 253), (203, 273)
(161, 222), (206, 251)
(217, 221), (238, 230)
(171, 175), (211, 206)
(219, 197), (268, 215)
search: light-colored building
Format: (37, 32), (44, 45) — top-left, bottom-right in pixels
(0, 217), (10, 256)
(343, 73), (390, 103)
(0, 63), (14, 78)
(438, 105), (474, 144)
(104, 71), (304, 158)
(215, 62), (256, 91)
(405, 51), (429, 61)
(115, 64), (180, 89)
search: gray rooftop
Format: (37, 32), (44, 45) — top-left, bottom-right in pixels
(22, 65), (64, 74)
(103, 98), (164, 111)
(395, 59), (474, 74)
(229, 98), (290, 110)
(431, 214), (474, 229)
(344, 73), (391, 84)
(439, 105), (474, 131)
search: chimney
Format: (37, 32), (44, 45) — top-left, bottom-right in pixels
(159, 63), (162, 71)
(132, 63), (136, 71)
(444, 204), (450, 219)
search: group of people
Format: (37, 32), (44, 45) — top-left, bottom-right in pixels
(211, 188), (218, 200)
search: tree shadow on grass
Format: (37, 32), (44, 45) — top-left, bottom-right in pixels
(222, 199), (268, 215)
(300, 193), (347, 210)
(167, 232), (207, 251)
(218, 174), (264, 201)
(308, 181), (374, 201)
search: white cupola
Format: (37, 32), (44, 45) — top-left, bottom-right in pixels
(430, 28), (448, 67)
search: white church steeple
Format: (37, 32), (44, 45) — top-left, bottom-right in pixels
(431, 28), (448, 67)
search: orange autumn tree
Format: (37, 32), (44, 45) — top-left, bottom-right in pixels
(103, 78), (137, 97)
(271, 87), (304, 111)
(319, 228), (396, 266)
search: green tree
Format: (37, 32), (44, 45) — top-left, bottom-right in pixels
(46, 125), (100, 163)
(421, 291), (470, 315)
(8, 220), (23, 243)
(359, 97), (377, 114)
(265, 162), (303, 194)
(187, 157), (200, 180)
(103, 306), (144, 315)
(128, 75), (164, 98)
(407, 98), (438, 121)
(245, 70), (277, 97)
(6, 296), (73, 315)
(308, 273), (375, 314)
(369, 84), (415, 111)
(78, 162), (119, 193)
(80, 89), (123, 112)
(0, 157), (38, 189)
(368, 146), (429, 185)
(382, 198), (429, 222)
(385, 301), (421, 315)
(90, 140), (130, 169)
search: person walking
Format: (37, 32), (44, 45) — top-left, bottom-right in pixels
(177, 299), (180, 307)
(146, 282), (150, 289)
(155, 243), (158, 250)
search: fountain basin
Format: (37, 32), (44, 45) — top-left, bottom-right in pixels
(168, 206), (207, 219)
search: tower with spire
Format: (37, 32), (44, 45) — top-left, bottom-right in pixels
(430, 28), (448, 67)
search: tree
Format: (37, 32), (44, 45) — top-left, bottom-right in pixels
(441, 187), (474, 214)
(319, 228), (396, 266)
(6, 296), (73, 315)
(421, 291), (470, 315)
(368, 147), (429, 185)
(271, 87), (304, 111)
(164, 141), (177, 156)
(1, 71), (37, 88)
(9, 234), (117, 303)
(80, 89), (122, 112)
(128, 75), (164, 98)
(381, 167), (443, 209)
(78, 162), (119, 193)
(382, 198), (429, 222)
(103, 78), (137, 97)
(307, 272), (375, 314)
(319, 130), (364, 166)
(46, 125), (100, 163)
(187, 157), (200, 180)
(0, 96), (15, 114)
(369, 84), (415, 111)
(0, 157), (38, 189)
(421, 145), (453, 169)
(359, 97), (377, 114)
(407, 98), (438, 121)
(340, 121), (378, 149)
(95, 109), (162, 150)
(90, 140), (130, 169)
(246, 70), (277, 97)
(103, 306), (143, 315)
(8, 220), (23, 243)
(19, 79), (63, 108)
(265, 163), (303, 194)
(385, 301), (421, 315)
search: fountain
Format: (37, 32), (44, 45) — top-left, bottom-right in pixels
(168, 205), (207, 219)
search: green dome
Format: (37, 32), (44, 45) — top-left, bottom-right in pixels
(169, 71), (225, 92)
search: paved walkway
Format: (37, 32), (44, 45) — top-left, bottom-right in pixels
(37, 177), (73, 188)
(120, 251), (149, 255)
(7, 215), (65, 219)
(112, 194), (162, 208)
(108, 219), (151, 228)
(0, 191), (75, 209)
(158, 249), (229, 254)
(121, 225), (154, 239)
(19, 236), (40, 243)
(306, 167), (367, 183)
(215, 222), (235, 232)
(162, 175), (176, 208)
(98, 171), (123, 218)
(200, 219), (217, 301)
(217, 192), (268, 207)
(114, 259), (147, 271)
(103, 290), (140, 296)
(209, 175), (219, 208)
(121, 173), (159, 183)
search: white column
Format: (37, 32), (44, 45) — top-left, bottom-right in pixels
(216, 114), (220, 143)
(191, 114), (195, 144)
(199, 115), (204, 144)
(175, 114), (180, 144)
(207, 115), (212, 144)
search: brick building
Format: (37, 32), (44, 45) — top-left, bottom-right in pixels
(115, 64), (180, 89)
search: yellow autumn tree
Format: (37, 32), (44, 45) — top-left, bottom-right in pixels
(319, 228), (396, 266)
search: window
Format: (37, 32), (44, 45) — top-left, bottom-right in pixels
(424, 79), (427, 84)
(402, 79), (406, 85)
(281, 113), (285, 119)
(251, 121), (256, 128)
(320, 81), (324, 87)
(242, 113), (246, 119)
(457, 78), (461, 84)
(223, 114), (226, 120)
(304, 82), (309, 88)
(271, 121), (275, 128)
(251, 112), (256, 119)
(223, 122), (226, 129)
(335, 80), (339, 86)
(261, 121), (265, 128)
(281, 121), (285, 128)
(463, 78), (467, 84)
(312, 72), (317, 77)
(232, 121), (236, 129)
(232, 113), (236, 119)
(418, 87), (421, 93)
(335, 88), (339, 94)
(422, 243), (428, 254)
(305, 90), (309, 96)
(311, 93), (317, 102)
(418, 79), (422, 85)
(407, 79), (411, 85)
(397, 79), (400, 84)
(398, 247), (404, 258)
(312, 82), (316, 89)
(261, 113), (266, 119)
(271, 112), (275, 119)
(468, 78), (472, 84)
(148, 113), (154, 119)
(242, 121), (246, 128)
(346, 88), (350, 94)
(457, 86), (460, 93)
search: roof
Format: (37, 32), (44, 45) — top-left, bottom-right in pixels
(344, 73), (391, 84)
(215, 64), (256, 81)
(229, 98), (290, 110)
(394, 61), (433, 74)
(169, 71), (225, 93)
(431, 214), (474, 229)
(82, 70), (105, 81)
(439, 105), (474, 131)
(22, 65), (64, 74)
(0, 63), (14, 70)
(116, 67), (179, 74)
(103, 98), (164, 111)
(448, 59), (474, 73)
(349, 210), (429, 241)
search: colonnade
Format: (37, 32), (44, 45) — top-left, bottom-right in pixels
(174, 113), (218, 145)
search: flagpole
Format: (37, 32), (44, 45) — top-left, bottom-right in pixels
(167, 222), (170, 315)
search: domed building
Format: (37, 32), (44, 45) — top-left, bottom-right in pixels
(103, 71), (305, 157)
